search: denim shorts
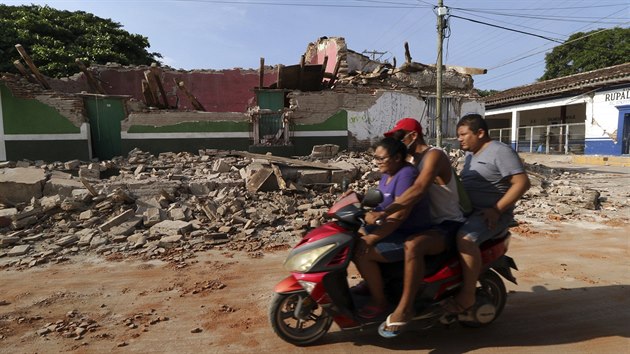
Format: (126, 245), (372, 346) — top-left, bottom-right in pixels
(373, 230), (409, 262)
(430, 220), (464, 250)
(457, 209), (514, 244)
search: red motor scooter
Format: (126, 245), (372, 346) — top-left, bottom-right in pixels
(269, 190), (517, 345)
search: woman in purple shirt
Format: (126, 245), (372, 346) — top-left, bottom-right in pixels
(354, 137), (432, 319)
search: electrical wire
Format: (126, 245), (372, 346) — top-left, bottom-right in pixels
(449, 14), (564, 43)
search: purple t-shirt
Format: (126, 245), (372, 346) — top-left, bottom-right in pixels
(376, 164), (432, 233)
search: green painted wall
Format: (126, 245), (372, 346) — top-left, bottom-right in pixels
(0, 84), (80, 134)
(293, 110), (348, 131)
(127, 120), (250, 133)
(6, 140), (89, 161)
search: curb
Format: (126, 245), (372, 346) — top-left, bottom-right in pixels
(572, 155), (630, 167)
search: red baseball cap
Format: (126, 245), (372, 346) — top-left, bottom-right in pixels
(384, 117), (423, 137)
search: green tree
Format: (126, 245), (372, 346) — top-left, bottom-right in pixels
(540, 27), (629, 81)
(0, 4), (161, 78)
(476, 89), (499, 97)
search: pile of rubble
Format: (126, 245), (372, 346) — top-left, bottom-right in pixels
(0, 147), (377, 268)
(0, 147), (625, 269)
(518, 162), (626, 218)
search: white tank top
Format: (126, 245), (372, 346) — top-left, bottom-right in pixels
(418, 148), (466, 224)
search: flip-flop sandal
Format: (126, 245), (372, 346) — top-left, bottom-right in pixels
(440, 297), (474, 316)
(378, 314), (409, 338)
(439, 298), (475, 324)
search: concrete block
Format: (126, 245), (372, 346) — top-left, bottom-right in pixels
(143, 208), (166, 227)
(246, 168), (279, 193)
(8, 244), (31, 257)
(149, 220), (192, 236)
(0, 208), (18, 227)
(310, 144), (339, 158)
(0, 168), (45, 204)
(299, 170), (330, 184)
(64, 160), (81, 170)
(43, 178), (85, 198)
(109, 217), (142, 236)
(158, 234), (183, 248)
(40, 195), (62, 211)
(0, 236), (20, 248)
(100, 209), (136, 232)
(79, 167), (101, 180)
(55, 235), (79, 247)
(212, 159), (231, 173)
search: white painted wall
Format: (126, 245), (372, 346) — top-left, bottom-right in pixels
(588, 87), (630, 142)
(347, 92), (426, 145)
(347, 92), (484, 148)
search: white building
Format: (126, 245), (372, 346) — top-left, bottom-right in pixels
(484, 62), (630, 156)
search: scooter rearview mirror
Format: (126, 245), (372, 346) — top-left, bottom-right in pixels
(362, 189), (383, 208)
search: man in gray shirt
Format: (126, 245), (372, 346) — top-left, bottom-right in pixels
(442, 113), (530, 316)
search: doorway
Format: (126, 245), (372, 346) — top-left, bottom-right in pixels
(622, 112), (630, 155)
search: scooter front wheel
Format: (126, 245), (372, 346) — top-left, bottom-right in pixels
(269, 291), (332, 346)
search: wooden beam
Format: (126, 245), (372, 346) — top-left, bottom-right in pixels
(404, 42), (412, 64)
(141, 80), (158, 107)
(320, 55), (329, 89)
(259, 57), (265, 89)
(299, 55), (305, 90)
(14, 44), (51, 89)
(231, 151), (341, 170)
(149, 63), (169, 108)
(445, 65), (487, 75)
(276, 64), (284, 89)
(175, 80), (205, 111)
(13, 60), (38, 84)
(143, 70), (163, 108)
(75, 59), (106, 94)
(320, 55), (329, 76)
(327, 57), (341, 87)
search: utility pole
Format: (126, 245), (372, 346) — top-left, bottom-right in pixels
(362, 50), (387, 61)
(435, 1), (447, 148)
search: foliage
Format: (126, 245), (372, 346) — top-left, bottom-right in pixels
(0, 4), (161, 78)
(476, 89), (499, 97)
(540, 27), (629, 81)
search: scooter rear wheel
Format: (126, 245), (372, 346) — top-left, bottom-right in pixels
(269, 291), (333, 346)
(460, 270), (507, 328)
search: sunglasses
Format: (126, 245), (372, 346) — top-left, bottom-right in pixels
(373, 155), (390, 163)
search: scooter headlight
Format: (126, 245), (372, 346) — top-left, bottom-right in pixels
(284, 244), (336, 273)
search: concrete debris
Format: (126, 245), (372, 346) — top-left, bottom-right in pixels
(0, 149), (626, 269)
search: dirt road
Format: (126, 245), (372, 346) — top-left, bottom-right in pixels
(1, 216), (629, 353)
(2, 156), (629, 353)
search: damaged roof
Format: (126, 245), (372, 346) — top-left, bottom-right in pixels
(484, 62), (630, 108)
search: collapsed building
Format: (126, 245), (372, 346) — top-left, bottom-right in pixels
(0, 37), (484, 162)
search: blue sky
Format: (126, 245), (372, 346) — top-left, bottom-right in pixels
(3, 0), (629, 90)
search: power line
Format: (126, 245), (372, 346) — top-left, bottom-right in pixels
(163, 0), (430, 8)
(454, 8), (628, 25)
(449, 14), (564, 43)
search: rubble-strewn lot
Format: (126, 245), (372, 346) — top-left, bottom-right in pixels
(2, 148), (627, 270)
(1, 150), (629, 353)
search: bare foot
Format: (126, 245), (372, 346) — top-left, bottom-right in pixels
(384, 309), (413, 332)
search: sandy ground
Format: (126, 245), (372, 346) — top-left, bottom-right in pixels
(1, 159), (629, 353)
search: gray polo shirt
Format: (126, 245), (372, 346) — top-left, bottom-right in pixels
(461, 140), (525, 211)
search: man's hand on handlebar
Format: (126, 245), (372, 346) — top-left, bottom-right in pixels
(365, 211), (386, 225)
